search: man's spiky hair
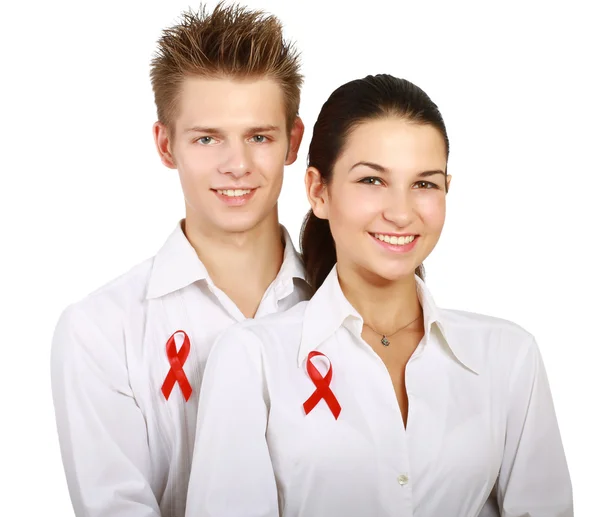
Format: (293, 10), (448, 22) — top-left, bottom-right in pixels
(150, 2), (303, 131)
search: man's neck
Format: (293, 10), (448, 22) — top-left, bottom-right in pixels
(182, 211), (285, 317)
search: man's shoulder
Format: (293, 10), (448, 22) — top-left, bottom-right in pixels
(59, 256), (155, 329)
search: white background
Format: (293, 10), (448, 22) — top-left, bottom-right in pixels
(1, 0), (598, 514)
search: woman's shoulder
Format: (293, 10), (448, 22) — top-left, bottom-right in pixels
(438, 307), (538, 363)
(209, 301), (310, 361)
(245, 300), (310, 343)
(440, 308), (533, 337)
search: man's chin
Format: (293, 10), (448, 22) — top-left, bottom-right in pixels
(213, 212), (273, 236)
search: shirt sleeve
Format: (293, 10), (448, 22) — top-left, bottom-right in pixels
(185, 324), (278, 517)
(496, 335), (573, 517)
(51, 304), (161, 517)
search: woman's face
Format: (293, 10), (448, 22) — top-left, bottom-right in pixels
(308, 116), (451, 283)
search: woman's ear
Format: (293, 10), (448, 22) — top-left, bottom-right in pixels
(305, 166), (329, 220)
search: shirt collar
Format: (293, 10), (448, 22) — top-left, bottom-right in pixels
(146, 220), (209, 299)
(278, 225), (308, 286)
(415, 275), (480, 374)
(146, 220), (307, 300)
(298, 265), (481, 374)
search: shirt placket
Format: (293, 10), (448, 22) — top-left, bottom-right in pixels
(380, 362), (415, 514)
(359, 344), (415, 515)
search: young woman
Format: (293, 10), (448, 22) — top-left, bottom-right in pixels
(185, 75), (572, 517)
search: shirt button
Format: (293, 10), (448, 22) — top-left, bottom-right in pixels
(397, 474), (409, 486)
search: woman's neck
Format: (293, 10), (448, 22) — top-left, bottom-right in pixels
(336, 260), (422, 335)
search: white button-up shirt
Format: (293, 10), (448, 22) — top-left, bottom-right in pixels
(51, 221), (311, 517)
(186, 265), (572, 517)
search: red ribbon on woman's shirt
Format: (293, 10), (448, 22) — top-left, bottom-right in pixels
(303, 351), (341, 419)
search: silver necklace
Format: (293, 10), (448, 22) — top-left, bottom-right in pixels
(363, 314), (421, 346)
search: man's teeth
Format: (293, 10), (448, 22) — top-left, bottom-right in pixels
(217, 189), (252, 197)
(373, 233), (416, 245)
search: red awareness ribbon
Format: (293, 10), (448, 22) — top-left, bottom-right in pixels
(161, 330), (192, 402)
(303, 351), (341, 419)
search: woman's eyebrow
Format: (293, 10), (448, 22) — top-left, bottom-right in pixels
(349, 162), (445, 178)
(349, 161), (388, 173)
(417, 170), (445, 178)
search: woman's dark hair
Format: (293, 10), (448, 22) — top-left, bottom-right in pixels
(300, 74), (450, 290)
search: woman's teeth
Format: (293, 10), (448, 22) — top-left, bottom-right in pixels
(373, 233), (416, 245)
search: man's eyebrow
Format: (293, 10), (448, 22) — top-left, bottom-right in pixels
(183, 125), (281, 134)
(183, 126), (222, 134)
(246, 125), (281, 134)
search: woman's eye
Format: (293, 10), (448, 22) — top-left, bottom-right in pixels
(414, 181), (438, 189)
(359, 177), (383, 186)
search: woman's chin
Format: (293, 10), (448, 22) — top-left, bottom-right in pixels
(358, 261), (421, 285)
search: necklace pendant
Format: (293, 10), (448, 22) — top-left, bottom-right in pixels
(381, 336), (390, 346)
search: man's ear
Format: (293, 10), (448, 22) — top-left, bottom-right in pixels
(153, 121), (177, 169)
(284, 116), (305, 165)
(305, 166), (329, 220)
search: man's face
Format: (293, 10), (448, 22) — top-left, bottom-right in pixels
(154, 76), (303, 236)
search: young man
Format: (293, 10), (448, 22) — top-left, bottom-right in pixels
(51, 4), (310, 516)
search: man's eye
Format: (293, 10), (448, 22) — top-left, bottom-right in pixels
(198, 136), (214, 145)
(252, 135), (267, 143)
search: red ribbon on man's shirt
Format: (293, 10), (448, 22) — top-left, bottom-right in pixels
(303, 351), (341, 419)
(161, 330), (192, 402)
